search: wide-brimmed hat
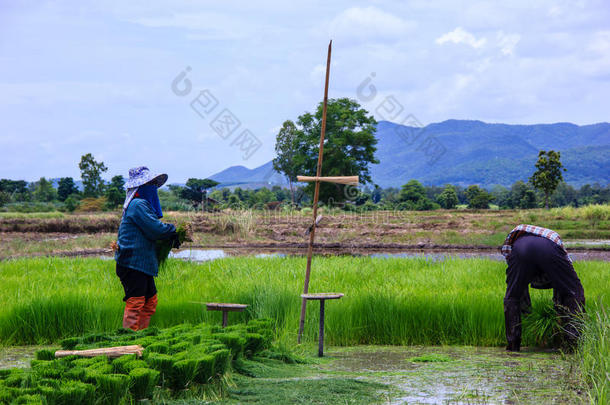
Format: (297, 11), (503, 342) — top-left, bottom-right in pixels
(122, 166), (167, 218)
(125, 166), (168, 190)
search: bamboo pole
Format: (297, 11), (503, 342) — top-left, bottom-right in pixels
(298, 40), (332, 343)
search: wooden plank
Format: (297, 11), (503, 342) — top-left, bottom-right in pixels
(301, 293), (344, 300)
(297, 176), (359, 185)
(55, 345), (143, 359)
(206, 303), (248, 312)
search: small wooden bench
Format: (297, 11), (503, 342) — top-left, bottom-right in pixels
(206, 303), (248, 327)
(301, 293), (343, 357)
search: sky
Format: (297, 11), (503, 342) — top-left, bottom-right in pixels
(1, 0), (609, 182)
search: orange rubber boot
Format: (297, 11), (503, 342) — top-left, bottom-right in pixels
(123, 296), (146, 331)
(138, 294), (158, 330)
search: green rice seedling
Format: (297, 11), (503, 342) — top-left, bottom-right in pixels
(244, 333), (266, 355)
(170, 341), (192, 354)
(62, 366), (86, 382)
(146, 342), (169, 354)
(2, 369), (33, 388)
(81, 332), (112, 344)
(34, 349), (55, 361)
(408, 354), (452, 362)
(577, 304), (609, 404)
(212, 333), (246, 358)
(110, 354), (137, 374)
(83, 362), (113, 384)
(171, 359), (198, 389)
(192, 354), (215, 384)
(210, 349), (230, 376)
(60, 337), (80, 350)
(10, 394), (46, 404)
(146, 352), (175, 381)
(55, 380), (95, 404)
(157, 222), (193, 267)
(522, 302), (561, 347)
(94, 374), (130, 405)
(31, 359), (66, 379)
(128, 368), (159, 400)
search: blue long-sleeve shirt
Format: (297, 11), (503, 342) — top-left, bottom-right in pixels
(115, 198), (175, 276)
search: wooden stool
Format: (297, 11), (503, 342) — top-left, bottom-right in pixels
(301, 293), (343, 357)
(206, 303), (248, 327)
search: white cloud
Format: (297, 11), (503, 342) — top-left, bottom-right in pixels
(436, 27), (487, 49)
(496, 31), (521, 56)
(329, 6), (416, 43)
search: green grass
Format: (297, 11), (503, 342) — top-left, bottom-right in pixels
(0, 256), (607, 349)
(577, 303), (610, 404)
(0, 256), (607, 403)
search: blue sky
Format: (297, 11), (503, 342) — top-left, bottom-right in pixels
(1, 0), (609, 182)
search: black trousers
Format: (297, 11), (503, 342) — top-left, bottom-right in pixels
(116, 264), (157, 301)
(504, 235), (585, 350)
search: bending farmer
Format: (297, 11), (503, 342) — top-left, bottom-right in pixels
(114, 166), (180, 331)
(501, 224), (585, 351)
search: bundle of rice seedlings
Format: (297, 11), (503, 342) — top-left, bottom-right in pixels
(171, 359), (198, 389)
(95, 374), (130, 405)
(128, 367), (159, 399)
(156, 222), (193, 266)
(523, 302), (560, 347)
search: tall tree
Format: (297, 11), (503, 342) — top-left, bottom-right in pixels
(272, 120), (301, 204)
(437, 185), (459, 209)
(398, 180), (437, 210)
(57, 177), (79, 201)
(105, 175), (126, 208)
(180, 178), (220, 211)
(466, 185), (494, 209)
(32, 177), (57, 202)
(79, 153), (107, 197)
(530, 150), (566, 209)
(279, 98), (378, 205)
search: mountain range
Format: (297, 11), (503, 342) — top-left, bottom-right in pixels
(209, 119), (610, 189)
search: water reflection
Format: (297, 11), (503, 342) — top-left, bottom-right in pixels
(169, 249), (226, 262)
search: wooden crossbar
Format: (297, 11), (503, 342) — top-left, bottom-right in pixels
(297, 176), (358, 185)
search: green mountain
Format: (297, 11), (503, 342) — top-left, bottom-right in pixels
(209, 120), (610, 188)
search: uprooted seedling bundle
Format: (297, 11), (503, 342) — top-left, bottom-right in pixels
(156, 222), (193, 266)
(0, 318), (279, 404)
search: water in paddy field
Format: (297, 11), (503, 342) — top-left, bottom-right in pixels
(320, 346), (585, 404)
(166, 248), (610, 262)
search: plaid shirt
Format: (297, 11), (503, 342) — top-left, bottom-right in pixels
(501, 224), (571, 263)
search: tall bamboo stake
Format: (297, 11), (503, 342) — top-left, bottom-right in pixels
(298, 40), (332, 343)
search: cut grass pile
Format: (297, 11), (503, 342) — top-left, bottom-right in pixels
(0, 319), (278, 404)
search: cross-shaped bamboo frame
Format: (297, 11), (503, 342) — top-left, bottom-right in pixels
(296, 40), (359, 343)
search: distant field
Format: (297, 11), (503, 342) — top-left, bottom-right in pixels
(0, 205), (608, 258)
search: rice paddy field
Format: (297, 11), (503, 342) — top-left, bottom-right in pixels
(0, 255), (608, 403)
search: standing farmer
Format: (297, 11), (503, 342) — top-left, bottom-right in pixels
(115, 167), (180, 331)
(501, 224), (585, 352)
